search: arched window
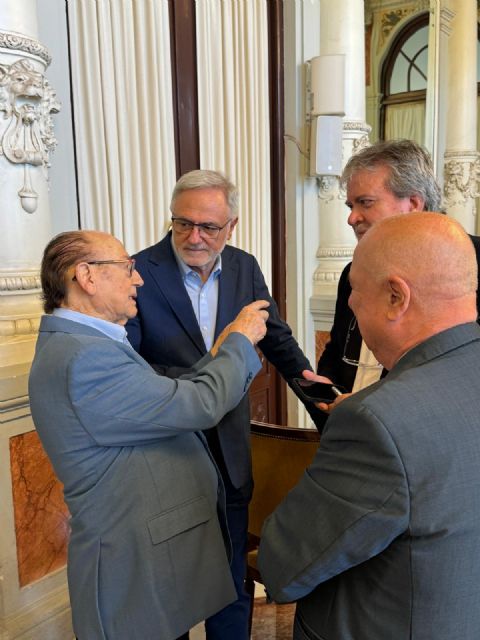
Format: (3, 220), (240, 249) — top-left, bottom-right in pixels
(380, 13), (429, 143)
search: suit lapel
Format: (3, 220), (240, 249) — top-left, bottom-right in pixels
(215, 248), (240, 339)
(148, 236), (206, 354)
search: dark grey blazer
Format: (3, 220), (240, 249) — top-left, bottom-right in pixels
(28, 315), (261, 640)
(259, 323), (480, 640)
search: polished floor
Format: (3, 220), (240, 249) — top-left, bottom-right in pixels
(190, 597), (295, 639)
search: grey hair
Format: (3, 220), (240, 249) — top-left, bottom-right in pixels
(341, 139), (442, 211)
(40, 231), (95, 313)
(170, 169), (239, 216)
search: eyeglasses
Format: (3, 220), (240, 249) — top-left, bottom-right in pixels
(171, 217), (232, 239)
(72, 258), (136, 281)
(342, 317), (383, 369)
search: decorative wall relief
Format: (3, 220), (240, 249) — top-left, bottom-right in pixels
(379, 8), (411, 48)
(444, 152), (480, 209)
(0, 58), (60, 213)
(317, 176), (343, 204)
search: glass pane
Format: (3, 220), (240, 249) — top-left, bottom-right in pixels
(403, 25), (428, 58)
(411, 47), (428, 85)
(410, 65), (427, 91)
(391, 54), (409, 94)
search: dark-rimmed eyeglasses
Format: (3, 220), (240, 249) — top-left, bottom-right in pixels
(171, 217), (232, 239)
(342, 317), (383, 369)
(72, 258), (136, 281)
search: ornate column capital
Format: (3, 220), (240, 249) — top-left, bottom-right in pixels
(0, 29), (51, 65)
(443, 150), (480, 208)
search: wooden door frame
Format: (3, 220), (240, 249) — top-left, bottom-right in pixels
(168, 0), (288, 424)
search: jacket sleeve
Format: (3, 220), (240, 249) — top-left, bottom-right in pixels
(257, 399), (409, 603)
(69, 333), (260, 446)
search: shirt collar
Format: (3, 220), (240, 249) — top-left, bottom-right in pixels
(53, 308), (129, 343)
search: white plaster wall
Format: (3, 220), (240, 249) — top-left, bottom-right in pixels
(36, 0), (78, 236)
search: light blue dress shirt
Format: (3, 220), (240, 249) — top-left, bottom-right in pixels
(53, 308), (131, 345)
(171, 236), (221, 351)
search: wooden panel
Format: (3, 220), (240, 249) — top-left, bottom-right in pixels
(249, 351), (276, 423)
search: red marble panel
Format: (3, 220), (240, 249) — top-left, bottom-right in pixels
(10, 431), (70, 587)
(315, 330), (331, 365)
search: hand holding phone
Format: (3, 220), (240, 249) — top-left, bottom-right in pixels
(291, 378), (347, 404)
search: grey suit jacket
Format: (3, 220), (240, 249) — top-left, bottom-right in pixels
(28, 315), (261, 640)
(259, 323), (480, 640)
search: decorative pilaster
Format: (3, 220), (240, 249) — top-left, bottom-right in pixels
(0, 3), (60, 365)
(310, 0), (370, 331)
(0, 3), (70, 640)
(442, 0), (478, 231)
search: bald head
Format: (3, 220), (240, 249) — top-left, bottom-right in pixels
(358, 213), (477, 303)
(349, 213), (478, 369)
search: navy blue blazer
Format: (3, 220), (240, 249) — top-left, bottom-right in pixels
(126, 233), (313, 489)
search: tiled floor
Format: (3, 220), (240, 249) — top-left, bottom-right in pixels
(190, 597), (295, 639)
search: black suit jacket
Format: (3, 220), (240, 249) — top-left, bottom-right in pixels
(317, 233), (480, 394)
(126, 233), (313, 489)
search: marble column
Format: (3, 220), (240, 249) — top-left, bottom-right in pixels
(442, 0), (479, 232)
(0, 0), (59, 365)
(0, 1), (70, 639)
(310, 0), (370, 334)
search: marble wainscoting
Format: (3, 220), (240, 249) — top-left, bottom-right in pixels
(0, 360), (73, 639)
(10, 431), (70, 587)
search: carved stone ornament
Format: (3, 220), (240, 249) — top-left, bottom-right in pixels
(352, 134), (370, 155)
(444, 152), (480, 206)
(317, 247), (354, 259)
(0, 58), (60, 213)
(443, 153), (480, 208)
(0, 30), (51, 65)
(0, 272), (41, 291)
(343, 120), (372, 135)
(317, 175), (343, 204)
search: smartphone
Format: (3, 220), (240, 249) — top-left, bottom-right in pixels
(291, 378), (347, 404)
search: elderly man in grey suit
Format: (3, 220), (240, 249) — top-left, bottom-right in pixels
(258, 212), (480, 640)
(28, 230), (269, 640)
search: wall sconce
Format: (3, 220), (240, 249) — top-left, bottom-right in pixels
(309, 54), (346, 177)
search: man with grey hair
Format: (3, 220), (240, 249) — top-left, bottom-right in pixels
(126, 169), (314, 640)
(308, 139), (480, 428)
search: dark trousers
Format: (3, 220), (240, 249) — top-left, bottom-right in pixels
(204, 498), (250, 639)
(175, 499), (250, 640)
